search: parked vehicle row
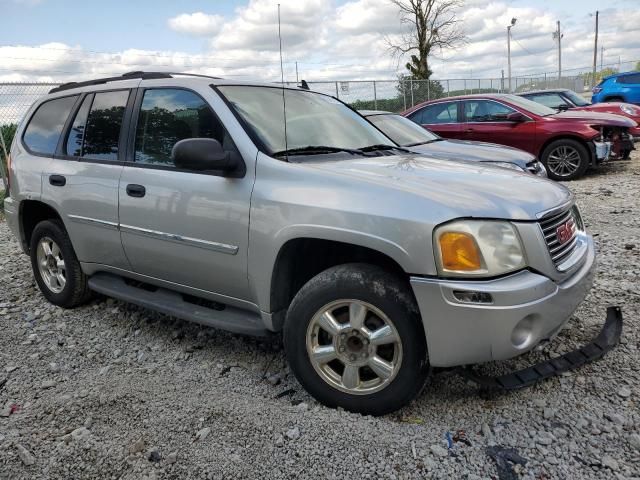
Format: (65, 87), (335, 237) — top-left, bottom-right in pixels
(4, 72), (619, 415)
(402, 93), (636, 180)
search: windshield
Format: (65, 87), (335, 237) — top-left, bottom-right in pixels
(502, 94), (556, 116)
(563, 90), (591, 106)
(366, 113), (439, 146)
(217, 85), (394, 155)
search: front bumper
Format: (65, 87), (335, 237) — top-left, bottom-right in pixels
(410, 236), (596, 367)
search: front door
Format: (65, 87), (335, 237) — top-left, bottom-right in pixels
(461, 99), (534, 152)
(118, 87), (252, 300)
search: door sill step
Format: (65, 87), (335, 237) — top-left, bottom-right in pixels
(88, 272), (269, 336)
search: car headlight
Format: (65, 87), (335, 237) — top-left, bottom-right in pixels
(434, 220), (526, 277)
(620, 104), (638, 115)
(485, 161), (526, 172)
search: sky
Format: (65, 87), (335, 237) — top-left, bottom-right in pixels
(1, 0), (639, 83)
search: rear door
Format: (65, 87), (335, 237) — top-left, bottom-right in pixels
(406, 101), (463, 139)
(40, 87), (133, 269)
(461, 99), (534, 152)
(616, 73), (640, 103)
(118, 86), (252, 300)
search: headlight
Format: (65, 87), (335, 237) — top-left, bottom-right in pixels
(434, 220), (526, 277)
(485, 161), (526, 172)
(620, 104), (638, 115)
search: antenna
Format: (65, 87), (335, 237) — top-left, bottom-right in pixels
(278, 4), (288, 159)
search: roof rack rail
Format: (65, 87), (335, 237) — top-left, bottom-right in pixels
(48, 71), (224, 94)
(48, 71), (173, 94)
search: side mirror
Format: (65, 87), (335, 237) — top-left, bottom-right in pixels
(557, 104), (569, 111)
(171, 138), (238, 174)
(506, 112), (527, 122)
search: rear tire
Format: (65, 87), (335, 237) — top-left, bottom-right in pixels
(283, 263), (430, 415)
(541, 139), (590, 181)
(30, 220), (92, 308)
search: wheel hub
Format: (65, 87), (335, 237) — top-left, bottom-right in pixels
(337, 330), (372, 364)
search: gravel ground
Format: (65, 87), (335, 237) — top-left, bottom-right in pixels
(1, 154), (639, 480)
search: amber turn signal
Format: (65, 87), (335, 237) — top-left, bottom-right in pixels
(439, 232), (482, 271)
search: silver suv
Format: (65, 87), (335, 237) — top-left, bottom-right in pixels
(5, 72), (596, 415)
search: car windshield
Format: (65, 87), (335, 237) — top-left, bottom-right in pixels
(563, 90), (591, 106)
(217, 85), (395, 156)
(366, 113), (439, 146)
(501, 94), (557, 116)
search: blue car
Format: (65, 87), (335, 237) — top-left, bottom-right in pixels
(592, 71), (640, 105)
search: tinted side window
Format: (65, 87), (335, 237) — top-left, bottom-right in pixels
(65, 94), (93, 156)
(407, 108), (424, 124)
(422, 102), (458, 124)
(618, 74), (640, 84)
(23, 96), (78, 155)
(82, 90), (129, 161)
(134, 89), (226, 166)
(464, 100), (515, 122)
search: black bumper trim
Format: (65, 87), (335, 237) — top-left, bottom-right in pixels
(458, 306), (623, 390)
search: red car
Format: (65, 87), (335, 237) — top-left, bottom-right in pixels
(403, 93), (637, 181)
(517, 88), (640, 156)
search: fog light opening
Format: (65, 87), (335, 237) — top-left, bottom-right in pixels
(511, 316), (535, 349)
(452, 290), (493, 304)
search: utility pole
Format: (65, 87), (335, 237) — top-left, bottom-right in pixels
(295, 61), (299, 83)
(553, 21), (563, 88)
(507, 18), (517, 93)
(592, 11), (598, 87)
(600, 46), (604, 71)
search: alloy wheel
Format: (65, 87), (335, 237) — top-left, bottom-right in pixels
(546, 145), (582, 178)
(36, 236), (66, 293)
(306, 299), (403, 395)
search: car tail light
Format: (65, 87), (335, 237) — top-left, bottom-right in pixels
(592, 86), (602, 94)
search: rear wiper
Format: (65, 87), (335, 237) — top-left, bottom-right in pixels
(359, 144), (410, 153)
(272, 145), (367, 158)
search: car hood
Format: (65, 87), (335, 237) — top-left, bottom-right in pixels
(408, 139), (536, 167)
(302, 153), (571, 221)
(551, 110), (637, 127)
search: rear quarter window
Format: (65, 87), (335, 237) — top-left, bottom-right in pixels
(23, 95), (78, 155)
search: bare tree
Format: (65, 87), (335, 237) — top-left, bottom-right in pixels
(388, 0), (467, 79)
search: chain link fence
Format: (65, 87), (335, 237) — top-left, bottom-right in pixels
(0, 64), (632, 194)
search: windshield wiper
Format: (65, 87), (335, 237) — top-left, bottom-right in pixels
(405, 138), (443, 147)
(272, 145), (367, 158)
(359, 144), (410, 153)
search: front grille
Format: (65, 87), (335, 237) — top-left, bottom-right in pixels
(539, 206), (582, 268)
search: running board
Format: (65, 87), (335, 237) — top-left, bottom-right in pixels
(458, 306), (623, 390)
(88, 272), (270, 337)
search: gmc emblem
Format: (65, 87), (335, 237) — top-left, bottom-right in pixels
(556, 219), (574, 245)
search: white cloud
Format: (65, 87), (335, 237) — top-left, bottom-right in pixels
(1, 0), (640, 87)
(168, 12), (224, 37)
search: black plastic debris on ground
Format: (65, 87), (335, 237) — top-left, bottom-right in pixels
(486, 446), (527, 480)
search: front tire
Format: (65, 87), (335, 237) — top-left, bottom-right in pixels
(30, 219), (92, 308)
(541, 139), (590, 181)
(283, 263), (430, 415)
